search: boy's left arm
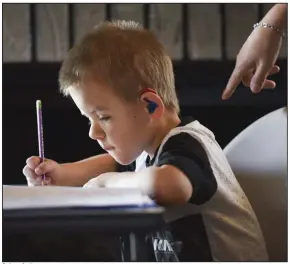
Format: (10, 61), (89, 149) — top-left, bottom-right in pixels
(83, 165), (193, 205)
(84, 133), (218, 206)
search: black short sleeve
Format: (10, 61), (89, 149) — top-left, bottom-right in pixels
(155, 133), (217, 205)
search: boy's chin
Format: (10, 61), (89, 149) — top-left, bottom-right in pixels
(111, 154), (137, 166)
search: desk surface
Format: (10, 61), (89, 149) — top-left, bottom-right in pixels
(4, 206), (165, 235)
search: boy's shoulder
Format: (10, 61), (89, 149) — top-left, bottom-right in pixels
(155, 117), (216, 158)
(168, 117), (215, 140)
(134, 117), (216, 172)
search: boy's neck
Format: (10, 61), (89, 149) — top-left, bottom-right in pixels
(145, 111), (181, 159)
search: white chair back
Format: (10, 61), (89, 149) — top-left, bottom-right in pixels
(224, 107), (287, 261)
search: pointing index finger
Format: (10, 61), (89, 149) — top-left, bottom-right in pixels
(222, 68), (244, 100)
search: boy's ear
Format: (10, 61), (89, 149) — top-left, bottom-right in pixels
(140, 91), (164, 119)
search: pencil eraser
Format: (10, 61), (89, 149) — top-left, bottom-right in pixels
(36, 100), (42, 109)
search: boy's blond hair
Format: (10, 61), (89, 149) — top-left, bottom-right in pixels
(59, 20), (179, 114)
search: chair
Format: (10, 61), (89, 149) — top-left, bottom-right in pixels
(224, 107), (287, 261)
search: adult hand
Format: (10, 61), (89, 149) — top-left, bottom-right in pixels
(222, 26), (282, 100)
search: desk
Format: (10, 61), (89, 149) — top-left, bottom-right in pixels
(3, 206), (165, 261)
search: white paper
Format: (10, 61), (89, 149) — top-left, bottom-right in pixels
(3, 185), (155, 210)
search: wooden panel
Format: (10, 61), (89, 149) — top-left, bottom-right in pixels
(149, 4), (182, 60)
(111, 4), (143, 24)
(226, 4), (258, 59)
(263, 4), (287, 59)
(188, 4), (221, 60)
(36, 4), (69, 62)
(74, 4), (105, 44)
(3, 4), (31, 62)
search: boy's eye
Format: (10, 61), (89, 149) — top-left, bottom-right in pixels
(99, 116), (110, 122)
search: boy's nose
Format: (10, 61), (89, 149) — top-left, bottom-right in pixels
(89, 122), (105, 141)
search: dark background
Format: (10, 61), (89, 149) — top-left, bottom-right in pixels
(3, 3), (287, 185)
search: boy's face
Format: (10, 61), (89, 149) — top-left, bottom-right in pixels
(69, 80), (153, 165)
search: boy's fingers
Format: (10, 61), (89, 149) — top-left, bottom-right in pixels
(26, 156), (41, 169)
(35, 159), (56, 175)
(23, 165), (42, 186)
(28, 177), (42, 186)
(222, 68), (244, 100)
(23, 165), (38, 179)
(42, 177), (52, 186)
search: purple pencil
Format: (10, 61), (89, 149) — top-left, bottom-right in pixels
(36, 100), (46, 185)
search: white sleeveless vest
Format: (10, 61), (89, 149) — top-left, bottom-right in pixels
(136, 120), (268, 261)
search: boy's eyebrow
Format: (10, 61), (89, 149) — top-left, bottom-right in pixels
(93, 106), (109, 112)
(80, 106), (109, 116)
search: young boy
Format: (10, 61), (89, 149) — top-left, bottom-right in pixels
(23, 20), (268, 261)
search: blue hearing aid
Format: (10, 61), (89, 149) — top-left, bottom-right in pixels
(144, 98), (158, 114)
(140, 88), (158, 114)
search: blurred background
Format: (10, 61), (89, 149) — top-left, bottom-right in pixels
(3, 3), (287, 185)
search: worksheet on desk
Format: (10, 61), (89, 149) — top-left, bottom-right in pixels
(3, 185), (155, 210)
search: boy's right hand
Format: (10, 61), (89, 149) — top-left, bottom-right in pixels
(23, 156), (62, 186)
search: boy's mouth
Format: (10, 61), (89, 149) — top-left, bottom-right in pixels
(99, 142), (114, 151)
